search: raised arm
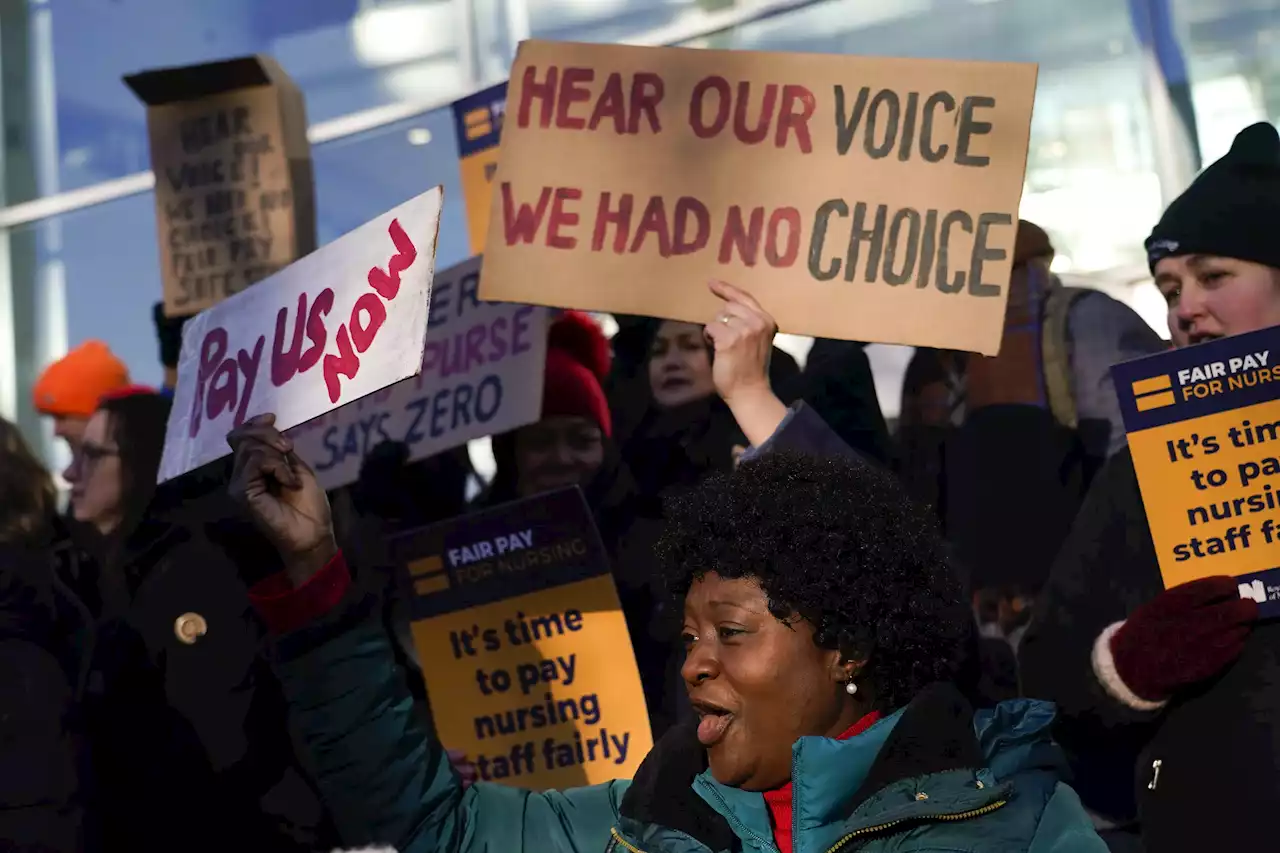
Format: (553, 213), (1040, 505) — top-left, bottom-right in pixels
(704, 280), (867, 464)
(225, 415), (627, 853)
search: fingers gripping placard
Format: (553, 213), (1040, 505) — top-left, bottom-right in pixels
(480, 42), (1037, 355)
(393, 488), (652, 789)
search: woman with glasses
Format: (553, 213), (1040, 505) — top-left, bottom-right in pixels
(53, 388), (340, 852)
(62, 390), (167, 565)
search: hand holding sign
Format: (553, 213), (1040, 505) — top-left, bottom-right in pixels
(704, 280), (789, 448)
(228, 413), (336, 585)
(447, 749), (479, 790)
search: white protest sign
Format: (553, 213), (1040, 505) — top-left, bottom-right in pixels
(288, 256), (549, 490)
(158, 186), (444, 483)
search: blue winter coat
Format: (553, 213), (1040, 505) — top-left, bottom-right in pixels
(271, 591), (1104, 853)
(267, 404), (1103, 852)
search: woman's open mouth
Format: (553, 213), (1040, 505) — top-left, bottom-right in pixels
(691, 700), (735, 746)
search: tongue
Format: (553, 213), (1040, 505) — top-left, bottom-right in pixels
(697, 713), (732, 746)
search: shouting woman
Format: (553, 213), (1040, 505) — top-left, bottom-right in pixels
(227, 282), (1104, 853)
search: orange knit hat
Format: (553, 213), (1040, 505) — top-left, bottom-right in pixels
(33, 340), (130, 418)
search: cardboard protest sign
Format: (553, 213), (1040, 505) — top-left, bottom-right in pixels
(480, 41), (1037, 355)
(394, 487), (652, 788)
(1113, 325), (1280, 614)
(126, 56), (317, 317)
(452, 83), (508, 255)
(157, 187), (443, 483)
(289, 255), (549, 490)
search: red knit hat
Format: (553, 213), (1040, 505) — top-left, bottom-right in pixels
(99, 384), (161, 403)
(542, 311), (612, 437)
(32, 340), (130, 418)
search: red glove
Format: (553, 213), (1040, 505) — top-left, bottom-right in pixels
(1094, 576), (1258, 709)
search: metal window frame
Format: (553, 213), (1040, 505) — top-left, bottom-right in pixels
(0, 0), (825, 230)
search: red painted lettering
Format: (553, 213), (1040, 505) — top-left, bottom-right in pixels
(189, 326), (264, 436)
(592, 192), (634, 253)
(555, 67), (593, 129)
(589, 73), (627, 133)
(233, 338), (264, 427)
(271, 293), (308, 387)
(317, 220), (418, 403)
(323, 327), (360, 404)
(189, 327), (228, 437)
(673, 197), (710, 255)
(547, 187), (582, 249)
(689, 76), (730, 139)
(207, 360), (239, 426)
(518, 65), (558, 129)
(501, 183), (553, 246)
(765, 207), (802, 267)
(718, 206), (764, 265)
(581, 71), (664, 134)
(350, 292), (386, 353)
(734, 82), (777, 145)
(629, 73), (664, 134)
(301, 288), (334, 373)
(367, 218), (418, 299)
(630, 196), (672, 257)
(778, 85), (815, 153)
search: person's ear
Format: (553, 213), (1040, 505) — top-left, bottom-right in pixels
(830, 655), (864, 685)
(845, 659), (866, 682)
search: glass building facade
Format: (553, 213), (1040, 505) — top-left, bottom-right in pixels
(2, 0), (1278, 469)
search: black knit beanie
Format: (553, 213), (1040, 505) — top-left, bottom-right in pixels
(1146, 121), (1280, 273)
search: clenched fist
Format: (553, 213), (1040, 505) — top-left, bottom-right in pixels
(703, 280), (789, 448)
(227, 413), (336, 586)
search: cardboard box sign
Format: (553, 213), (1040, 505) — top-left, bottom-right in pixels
(480, 41), (1037, 356)
(126, 55), (317, 318)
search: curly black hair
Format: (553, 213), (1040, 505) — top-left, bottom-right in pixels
(656, 449), (970, 713)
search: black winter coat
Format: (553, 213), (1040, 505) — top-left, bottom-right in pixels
(49, 471), (338, 852)
(1019, 447), (1280, 851)
(0, 544), (95, 852)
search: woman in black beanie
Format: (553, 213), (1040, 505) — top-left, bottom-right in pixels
(1020, 121), (1280, 853)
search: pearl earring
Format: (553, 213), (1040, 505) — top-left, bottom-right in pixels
(845, 680), (858, 696)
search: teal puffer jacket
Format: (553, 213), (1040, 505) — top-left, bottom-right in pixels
(273, 594), (1105, 853)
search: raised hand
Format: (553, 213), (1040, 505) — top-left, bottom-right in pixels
(227, 413), (336, 585)
(703, 280), (789, 448)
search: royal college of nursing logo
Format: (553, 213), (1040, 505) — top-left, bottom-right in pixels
(1130, 374), (1177, 412)
(1239, 579), (1268, 604)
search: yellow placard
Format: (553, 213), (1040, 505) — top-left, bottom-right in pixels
(1113, 326), (1280, 609)
(452, 82), (507, 256)
(394, 486), (654, 789)
(411, 574), (651, 788)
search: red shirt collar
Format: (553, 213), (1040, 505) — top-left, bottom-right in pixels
(762, 711), (883, 853)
